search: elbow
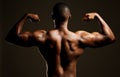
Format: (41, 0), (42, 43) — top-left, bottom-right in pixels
(5, 34), (11, 42)
(5, 33), (19, 44)
(111, 37), (116, 43)
(108, 35), (116, 43)
(110, 33), (116, 42)
(5, 35), (14, 43)
(112, 35), (116, 41)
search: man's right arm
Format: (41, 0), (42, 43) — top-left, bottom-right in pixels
(5, 13), (42, 47)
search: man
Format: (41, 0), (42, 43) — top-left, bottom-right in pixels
(6, 2), (115, 77)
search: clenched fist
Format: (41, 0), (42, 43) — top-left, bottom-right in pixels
(83, 12), (99, 21)
(26, 13), (40, 22)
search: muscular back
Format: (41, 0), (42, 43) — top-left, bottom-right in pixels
(6, 12), (115, 77)
(35, 30), (84, 77)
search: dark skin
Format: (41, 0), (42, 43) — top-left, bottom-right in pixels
(6, 5), (115, 77)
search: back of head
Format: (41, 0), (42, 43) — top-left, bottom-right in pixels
(52, 2), (71, 21)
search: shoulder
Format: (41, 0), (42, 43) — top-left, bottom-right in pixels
(75, 30), (91, 36)
(32, 30), (47, 42)
(75, 30), (97, 40)
(33, 30), (47, 36)
(48, 29), (58, 33)
(47, 30), (61, 41)
(47, 30), (59, 36)
(76, 30), (102, 35)
(33, 30), (47, 34)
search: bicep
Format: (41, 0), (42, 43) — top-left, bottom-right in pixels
(15, 30), (46, 47)
(6, 31), (36, 47)
(77, 31), (109, 47)
(18, 32), (35, 47)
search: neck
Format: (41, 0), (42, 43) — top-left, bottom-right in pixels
(54, 20), (69, 31)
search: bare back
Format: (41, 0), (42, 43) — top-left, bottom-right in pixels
(6, 11), (115, 77)
(35, 30), (84, 77)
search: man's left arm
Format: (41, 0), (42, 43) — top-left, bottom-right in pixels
(76, 12), (115, 47)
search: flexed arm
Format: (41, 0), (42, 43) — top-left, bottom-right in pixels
(5, 13), (41, 47)
(85, 13), (115, 40)
(76, 12), (115, 47)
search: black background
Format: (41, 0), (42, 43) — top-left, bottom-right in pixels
(0, 0), (120, 77)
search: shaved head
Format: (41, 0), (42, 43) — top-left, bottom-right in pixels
(52, 2), (71, 21)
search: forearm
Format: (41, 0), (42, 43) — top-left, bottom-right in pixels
(96, 14), (115, 41)
(16, 14), (28, 34)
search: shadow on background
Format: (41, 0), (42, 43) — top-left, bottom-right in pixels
(1, 0), (120, 77)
